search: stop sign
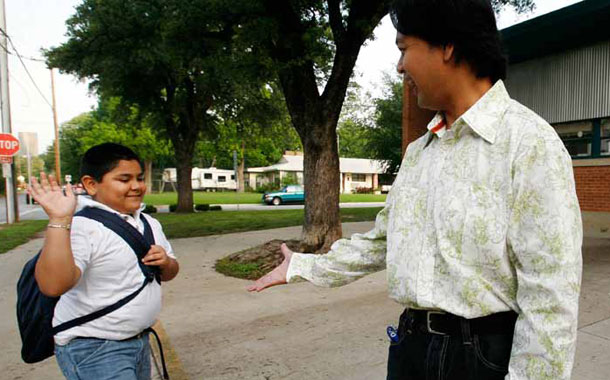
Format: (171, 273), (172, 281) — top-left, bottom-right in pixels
(0, 133), (20, 156)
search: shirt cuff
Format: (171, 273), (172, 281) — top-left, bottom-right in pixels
(286, 252), (315, 283)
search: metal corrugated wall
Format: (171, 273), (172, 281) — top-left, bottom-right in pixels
(505, 41), (610, 124)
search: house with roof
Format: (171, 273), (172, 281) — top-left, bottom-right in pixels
(246, 151), (389, 193)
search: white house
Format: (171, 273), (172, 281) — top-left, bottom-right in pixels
(246, 152), (389, 193)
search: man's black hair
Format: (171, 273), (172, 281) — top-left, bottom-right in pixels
(80, 143), (143, 182)
(390, 0), (507, 82)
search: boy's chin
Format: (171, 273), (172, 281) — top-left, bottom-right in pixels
(118, 199), (143, 214)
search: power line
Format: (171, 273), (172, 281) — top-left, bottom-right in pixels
(0, 27), (52, 108)
(0, 41), (45, 63)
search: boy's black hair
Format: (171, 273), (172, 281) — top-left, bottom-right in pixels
(390, 0), (507, 82)
(80, 143), (143, 182)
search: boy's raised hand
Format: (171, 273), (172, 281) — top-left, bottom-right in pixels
(247, 243), (293, 292)
(28, 172), (77, 222)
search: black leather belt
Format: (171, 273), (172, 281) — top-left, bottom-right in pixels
(402, 309), (518, 336)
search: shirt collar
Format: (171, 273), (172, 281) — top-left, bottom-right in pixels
(425, 80), (510, 145)
(77, 195), (144, 221)
(457, 80), (510, 144)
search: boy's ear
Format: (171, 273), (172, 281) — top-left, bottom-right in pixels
(442, 43), (455, 62)
(81, 175), (98, 196)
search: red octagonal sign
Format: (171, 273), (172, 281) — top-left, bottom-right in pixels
(0, 133), (20, 156)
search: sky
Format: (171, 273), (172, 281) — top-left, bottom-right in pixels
(4, 0), (584, 153)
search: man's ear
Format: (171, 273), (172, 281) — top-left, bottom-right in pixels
(443, 43), (455, 62)
(81, 175), (98, 196)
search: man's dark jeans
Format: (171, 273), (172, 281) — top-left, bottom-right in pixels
(387, 309), (515, 380)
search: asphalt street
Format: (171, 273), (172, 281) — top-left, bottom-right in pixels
(0, 194), (385, 223)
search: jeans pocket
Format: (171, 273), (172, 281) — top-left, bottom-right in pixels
(66, 338), (110, 368)
(473, 334), (512, 372)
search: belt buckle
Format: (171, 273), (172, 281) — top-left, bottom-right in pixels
(426, 311), (447, 335)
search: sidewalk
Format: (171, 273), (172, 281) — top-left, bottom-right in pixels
(1, 222), (609, 379)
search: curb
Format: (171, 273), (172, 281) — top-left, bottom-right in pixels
(151, 321), (189, 380)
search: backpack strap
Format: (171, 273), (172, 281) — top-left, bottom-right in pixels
(51, 207), (161, 335)
(74, 207), (161, 283)
(52, 278), (150, 334)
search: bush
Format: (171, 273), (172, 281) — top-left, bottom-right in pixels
(195, 203), (210, 211)
(143, 204), (158, 214)
(352, 186), (373, 194)
(210, 205), (222, 211)
(255, 183), (279, 194)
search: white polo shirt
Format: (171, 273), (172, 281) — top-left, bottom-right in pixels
(53, 196), (176, 345)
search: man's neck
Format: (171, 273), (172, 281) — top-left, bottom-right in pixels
(442, 76), (494, 127)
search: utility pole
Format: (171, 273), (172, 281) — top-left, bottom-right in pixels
(50, 68), (61, 182)
(0, 0), (18, 223)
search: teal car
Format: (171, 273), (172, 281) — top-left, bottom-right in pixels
(262, 185), (305, 205)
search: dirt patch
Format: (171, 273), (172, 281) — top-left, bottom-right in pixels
(215, 239), (315, 280)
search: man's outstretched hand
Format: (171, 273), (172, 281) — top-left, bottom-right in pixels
(247, 243), (293, 292)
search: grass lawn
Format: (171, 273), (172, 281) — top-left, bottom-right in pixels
(144, 192), (386, 205)
(0, 220), (48, 254)
(0, 207), (382, 254)
(155, 207), (382, 239)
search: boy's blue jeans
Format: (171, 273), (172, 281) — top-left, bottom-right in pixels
(55, 333), (151, 380)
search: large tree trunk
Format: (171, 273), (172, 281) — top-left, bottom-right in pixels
(301, 126), (342, 252)
(237, 140), (246, 193)
(263, 0), (388, 251)
(144, 161), (153, 194)
(175, 150), (194, 212)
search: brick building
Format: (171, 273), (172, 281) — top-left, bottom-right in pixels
(401, 0), (610, 236)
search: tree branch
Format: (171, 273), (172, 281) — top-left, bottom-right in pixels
(321, 0), (390, 124)
(327, 0), (345, 47)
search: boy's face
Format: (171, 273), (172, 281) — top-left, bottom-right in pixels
(85, 159), (146, 214)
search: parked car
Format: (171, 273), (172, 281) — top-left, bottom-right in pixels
(262, 185), (305, 205)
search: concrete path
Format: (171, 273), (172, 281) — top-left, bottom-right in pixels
(1, 223), (609, 379)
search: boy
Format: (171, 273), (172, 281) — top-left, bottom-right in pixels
(28, 143), (179, 380)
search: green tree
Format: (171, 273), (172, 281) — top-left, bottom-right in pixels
(337, 81), (375, 159)
(236, 0), (391, 250)
(208, 84), (301, 192)
(43, 113), (93, 180)
(46, 0), (268, 212)
(337, 120), (373, 159)
(368, 75), (404, 175)
(238, 0), (534, 251)
(14, 155), (46, 185)
(42, 99), (172, 191)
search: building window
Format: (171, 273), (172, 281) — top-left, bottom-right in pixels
(204, 173), (212, 179)
(218, 176), (226, 182)
(555, 121), (592, 158)
(352, 173), (366, 182)
(231, 175), (235, 180)
(601, 119), (610, 157)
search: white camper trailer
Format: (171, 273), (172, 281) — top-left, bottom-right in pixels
(162, 167), (237, 191)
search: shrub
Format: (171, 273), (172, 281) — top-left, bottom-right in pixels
(256, 183), (279, 194)
(195, 203), (210, 211)
(352, 186), (373, 194)
(210, 205), (222, 211)
(143, 204), (158, 214)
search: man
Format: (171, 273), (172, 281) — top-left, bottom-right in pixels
(249, 1), (582, 379)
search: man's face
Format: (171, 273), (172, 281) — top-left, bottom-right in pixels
(396, 33), (449, 110)
(86, 159), (146, 214)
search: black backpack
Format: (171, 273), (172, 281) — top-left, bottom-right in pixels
(16, 207), (162, 364)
